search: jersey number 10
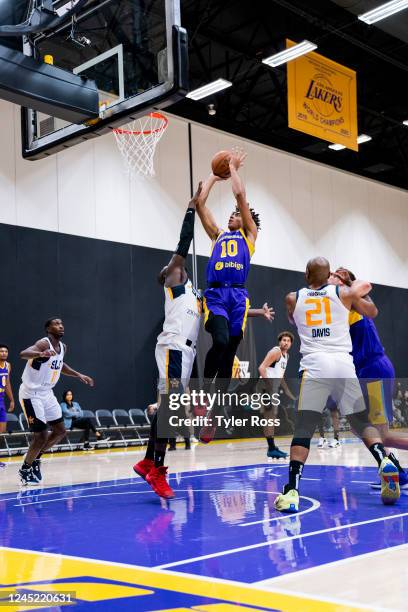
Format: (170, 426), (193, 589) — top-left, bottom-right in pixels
(305, 297), (332, 327)
(220, 240), (238, 258)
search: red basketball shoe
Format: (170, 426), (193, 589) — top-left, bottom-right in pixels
(199, 408), (218, 444)
(146, 466), (175, 499)
(133, 458), (154, 481)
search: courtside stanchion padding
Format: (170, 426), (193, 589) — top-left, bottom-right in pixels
(113, 112), (168, 177)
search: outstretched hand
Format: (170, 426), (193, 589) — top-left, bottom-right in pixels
(78, 374), (94, 387)
(190, 181), (203, 206)
(229, 146), (247, 171)
(262, 302), (275, 322)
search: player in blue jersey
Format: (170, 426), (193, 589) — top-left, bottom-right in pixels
(196, 149), (260, 442)
(0, 344), (15, 470)
(330, 267), (408, 489)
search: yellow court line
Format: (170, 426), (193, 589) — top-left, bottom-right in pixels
(0, 547), (368, 612)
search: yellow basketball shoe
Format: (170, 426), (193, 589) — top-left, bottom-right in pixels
(379, 457), (400, 505)
(274, 489), (299, 513)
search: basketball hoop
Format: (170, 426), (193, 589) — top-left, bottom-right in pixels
(113, 112), (168, 177)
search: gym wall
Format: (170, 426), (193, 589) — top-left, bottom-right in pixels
(0, 99), (407, 409)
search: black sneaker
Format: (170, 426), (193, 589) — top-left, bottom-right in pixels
(32, 459), (42, 483)
(83, 442), (92, 451)
(19, 466), (40, 486)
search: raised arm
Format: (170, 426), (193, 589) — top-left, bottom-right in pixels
(352, 294), (378, 319)
(195, 174), (223, 241)
(285, 292), (297, 325)
(340, 280), (372, 312)
(163, 182), (201, 286)
(229, 150), (257, 245)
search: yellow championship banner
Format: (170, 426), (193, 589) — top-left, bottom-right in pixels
(287, 40), (358, 151)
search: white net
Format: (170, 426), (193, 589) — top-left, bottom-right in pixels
(113, 112), (168, 177)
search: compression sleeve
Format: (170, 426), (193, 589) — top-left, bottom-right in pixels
(175, 207), (195, 258)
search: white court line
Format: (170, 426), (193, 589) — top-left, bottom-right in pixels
(14, 488), (274, 508)
(254, 541), (408, 586)
(2, 465), (271, 503)
(156, 510), (408, 569)
(239, 494), (320, 527)
(0, 545), (386, 612)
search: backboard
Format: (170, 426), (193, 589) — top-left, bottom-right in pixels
(21, 0), (187, 159)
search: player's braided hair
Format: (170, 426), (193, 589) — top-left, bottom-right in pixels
(235, 206), (261, 230)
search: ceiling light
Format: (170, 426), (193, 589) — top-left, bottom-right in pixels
(186, 78), (232, 101)
(329, 143), (347, 151)
(403, 119), (408, 126)
(357, 134), (372, 144)
(358, 0), (408, 24)
(262, 40), (317, 68)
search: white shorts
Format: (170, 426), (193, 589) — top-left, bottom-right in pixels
(19, 385), (63, 431)
(155, 342), (196, 394)
(298, 352), (365, 416)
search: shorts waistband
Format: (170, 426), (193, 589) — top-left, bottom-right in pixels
(207, 282), (245, 288)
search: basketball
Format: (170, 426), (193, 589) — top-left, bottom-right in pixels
(211, 150), (231, 178)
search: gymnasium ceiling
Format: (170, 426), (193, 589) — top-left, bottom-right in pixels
(168, 0), (408, 190)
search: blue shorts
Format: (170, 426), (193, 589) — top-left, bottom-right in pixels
(203, 287), (250, 337)
(0, 402), (6, 423)
(357, 355), (395, 425)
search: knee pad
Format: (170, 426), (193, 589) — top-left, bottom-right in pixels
(291, 437), (311, 450)
(293, 410), (322, 440)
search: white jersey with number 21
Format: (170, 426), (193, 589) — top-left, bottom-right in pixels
(293, 284), (351, 358)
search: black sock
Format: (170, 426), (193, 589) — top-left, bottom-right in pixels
(318, 426), (325, 438)
(388, 452), (404, 473)
(267, 437), (276, 451)
(22, 461), (31, 469)
(36, 453), (43, 460)
(145, 438), (155, 461)
(284, 460), (304, 493)
(154, 449), (166, 467)
(334, 431), (339, 441)
(369, 443), (387, 467)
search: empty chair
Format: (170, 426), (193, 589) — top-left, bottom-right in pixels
(96, 410), (116, 428)
(4, 413), (29, 454)
(129, 409), (150, 427)
(113, 409), (141, 445)
(96, 410), (123, 445)
(113, 409), (132, 427)
(129, 409), (150, 442)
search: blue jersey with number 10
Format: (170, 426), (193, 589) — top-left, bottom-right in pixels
(206, 229), (254, 285)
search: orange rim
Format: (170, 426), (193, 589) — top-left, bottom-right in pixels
(112, 112), (168, 135)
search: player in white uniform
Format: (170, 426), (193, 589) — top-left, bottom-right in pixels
(275, 257), (400, 512)
(258, 331), (296, 459)
(133, 184), (203, 500)
(18, 318), (94, 486)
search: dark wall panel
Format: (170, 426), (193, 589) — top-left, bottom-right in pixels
(1, 222), (407, 414)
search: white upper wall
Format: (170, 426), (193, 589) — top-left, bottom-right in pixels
(1, 99), (407, 288)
